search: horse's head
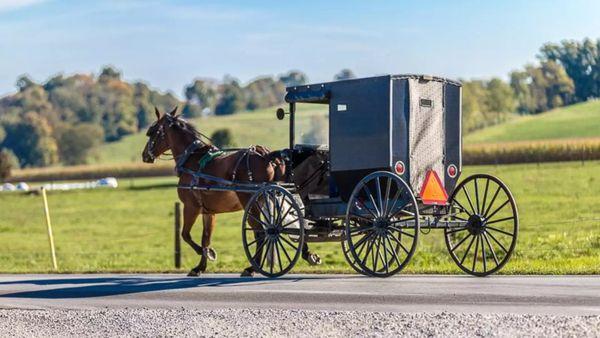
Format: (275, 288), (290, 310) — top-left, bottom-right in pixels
(142, 106), (178, 163)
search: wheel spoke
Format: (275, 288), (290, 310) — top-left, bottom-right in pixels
(355, 199), (379, 219)
(486, 216), (515, 226)
(276, 238), (292, 264)
(383, 234), (402, 267)
(279, 234), (299, 251)
(481, 179), (490, 216)
(486, 225), (514, 237)
(474, 178), (480, 214)
(259, 239), (272, 269)
(486, 230), (508, 254)
(385, 188), (403, 218)
(388, 226), (415, 238)
(248, 213), (270, 229)
(450, 233), (471, 252)
(485, 200), (510, 220)
(460, 235), (477, 265)
(350, 225), (375, 234)
(381, 235), (390, 274)
(274, 238), (283, 272)
(462, 185), (477, 215)
(481, 234), (487, 272)
(452, 199), (473, 217)
(483, 186), (502, 216)
(472, 234), (480, 272)
(349, 213), (376, 223)
(483, 232), (500, 266)
(386, 229), (410, 255)
(360, 235), (377, 267)
(375, 177), (384, 216)
(280, 217), (300, 229)
(382, 177), (392, 216)
(362, 185), (381, 216)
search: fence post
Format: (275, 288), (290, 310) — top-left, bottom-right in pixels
(174, 202), (181, 269)
(41, 187), (58, 271)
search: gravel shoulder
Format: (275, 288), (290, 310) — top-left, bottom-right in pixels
(1, 308), (599, 337)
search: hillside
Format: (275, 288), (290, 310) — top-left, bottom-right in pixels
(92, 104), (329, 164)
(465, 100), (600, 144)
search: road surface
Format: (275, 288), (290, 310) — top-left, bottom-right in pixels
(0, 274), (598, 337)
(0, 274), (598, 314)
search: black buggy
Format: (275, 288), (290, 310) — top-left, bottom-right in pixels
(221, 75), (518, 277)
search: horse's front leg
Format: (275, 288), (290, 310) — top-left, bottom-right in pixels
(181, 205), (204, 276)
(196, 213), (217, 274)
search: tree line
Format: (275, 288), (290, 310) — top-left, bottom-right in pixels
(0, 37), (599, 174)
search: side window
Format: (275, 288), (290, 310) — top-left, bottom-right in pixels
(296, 103), (329, 146)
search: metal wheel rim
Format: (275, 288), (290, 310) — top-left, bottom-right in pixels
(242, 186), (305, 278)
(345, 171), (420, 277)
(444, 174), (519, 277)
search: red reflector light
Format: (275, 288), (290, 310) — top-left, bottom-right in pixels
(447, 164), (457, 178)
(394, 161), (405, 175)
(419, 170), (448, 205)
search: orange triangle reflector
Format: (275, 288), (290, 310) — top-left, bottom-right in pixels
(419, 170), (448, 205)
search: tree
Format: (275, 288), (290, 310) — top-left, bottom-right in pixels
(1, 112), (59, 167)
(211, 128), (234, 148)
(0, 150), (11, 182)
(99, 66), (122, 82)
(334, 69), (356, 81)
(279, 70), (308, 87)
(244, 76), (286, 110)
(484, 78), (516, 123)
(16, 75), (35, 92)
(56, 124), (104, 165)
(184, 79), (217, 115)
(215, 79), (245, 115)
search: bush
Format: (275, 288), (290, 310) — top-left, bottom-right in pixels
(210, 129), (234, 148)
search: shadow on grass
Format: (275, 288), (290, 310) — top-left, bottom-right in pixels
(0, 275), (324, 299)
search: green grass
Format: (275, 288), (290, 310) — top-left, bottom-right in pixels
(0, 161), (598, 274)
(93, 104), (328, 164)
(466, 100), (600, 144)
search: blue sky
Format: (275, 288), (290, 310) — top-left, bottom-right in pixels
(1, 0), (599, 97)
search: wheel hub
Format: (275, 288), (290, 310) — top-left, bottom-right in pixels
(373, 218), (390, 235)
(266, 227), (279, 236)
(466, 214), (486, 235)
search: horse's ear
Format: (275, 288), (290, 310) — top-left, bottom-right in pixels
(169, 106), (178, 116)
(154, 107), (161, 120)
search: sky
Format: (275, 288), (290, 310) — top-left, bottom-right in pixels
(1, 0), (600, 97)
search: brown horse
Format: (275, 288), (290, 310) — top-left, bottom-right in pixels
(142, 107), (320, 276)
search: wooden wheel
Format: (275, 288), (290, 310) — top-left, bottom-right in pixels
(242, 186), (305, 277)
(345, 171), (419, 277)
(444, 174), (519, 276)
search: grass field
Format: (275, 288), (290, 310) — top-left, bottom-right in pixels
(465, 100), (600, 144)
(1, 161), (598, 274)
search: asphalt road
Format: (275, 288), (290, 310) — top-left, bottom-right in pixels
(1, 274), (599, 315)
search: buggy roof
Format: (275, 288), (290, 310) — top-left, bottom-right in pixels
(285, 74), (461, 104)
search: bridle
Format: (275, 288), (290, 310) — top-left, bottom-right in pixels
(144, 115), (215, 163)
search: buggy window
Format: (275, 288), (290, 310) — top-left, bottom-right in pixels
(295, 103), (329, 146)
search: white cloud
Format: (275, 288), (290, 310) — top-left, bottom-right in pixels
(0, 0), (45, 13)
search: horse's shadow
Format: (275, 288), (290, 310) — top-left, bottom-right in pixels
(0, 275), (321, 299)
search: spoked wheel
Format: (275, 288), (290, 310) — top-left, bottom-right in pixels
(345, 171), (420, 277)
(242, 185), (305, 278)
(444, 174), (519, 276)
(341, 239), (368, 275)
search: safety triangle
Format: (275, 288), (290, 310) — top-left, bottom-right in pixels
(419, 170), (448, 205)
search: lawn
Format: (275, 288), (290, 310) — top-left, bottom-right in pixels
(0, 161), (598, 274)
(465, 100), (600, 144)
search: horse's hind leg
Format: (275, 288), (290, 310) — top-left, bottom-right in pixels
(302, 243), (322, 266)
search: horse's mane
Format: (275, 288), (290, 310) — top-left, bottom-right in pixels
(173, 116), (213, 145)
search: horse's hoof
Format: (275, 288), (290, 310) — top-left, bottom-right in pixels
(307, 253), (322, 266)
(240, 268), (254, 277)
(187, 270), (200, 277)
(206, 247), (217, 261)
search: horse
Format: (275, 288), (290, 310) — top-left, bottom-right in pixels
(142, 107), (321, 277)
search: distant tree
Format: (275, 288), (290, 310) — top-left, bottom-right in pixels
(1, 112), (59, 167)
(184, 79), (217, 115)
(56, 124), (104, 165)
(16, 75), (35, 92)
(461, 80), (488, 132)
(334, 69), (356, 81)
(301, 116), (328, 145)
(211, 128), (234, 148)
(244, 76), (286, 110)
(215, 79), (245, 115)
(99, 66), (122, 82)
(539, 38), (598, 102)
(279, 70), (308, 87)
(484, 78), (516, 123)
(0, 150), (11, 182)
